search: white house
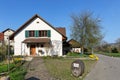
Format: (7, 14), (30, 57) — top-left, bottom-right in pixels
(2, 28), (15, 46)
(10, 14), (67, 56)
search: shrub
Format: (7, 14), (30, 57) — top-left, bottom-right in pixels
(67, 52), (80, 56)
(67, 52), (89, 57)
(111, 48), (119, 53)
(84, 52), (92, 55)
(84, 48), (92, 55)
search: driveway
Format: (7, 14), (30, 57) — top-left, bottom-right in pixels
(24, 57), (55, 80)
(85, 54), (120, 80)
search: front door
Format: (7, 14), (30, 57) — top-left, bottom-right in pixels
(30, 45), (36, 55)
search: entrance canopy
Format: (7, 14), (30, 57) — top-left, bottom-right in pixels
(22, 38), (50, 43)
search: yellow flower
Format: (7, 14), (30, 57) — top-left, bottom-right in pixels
(14, 58), (23, 61)
(89, 54), (99, 60)
(89, 54), (94, 58)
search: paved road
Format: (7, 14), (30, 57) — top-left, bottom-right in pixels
(85, 54), (120, 80)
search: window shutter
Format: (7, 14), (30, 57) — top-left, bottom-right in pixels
(47, 30), (51, 37)
(35, 30), (39, 37)
(25, 31), (29, 38)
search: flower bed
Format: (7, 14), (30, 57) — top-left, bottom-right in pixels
(89, 54), (99, 60)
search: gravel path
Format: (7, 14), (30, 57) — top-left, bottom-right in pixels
(85, 54), (120, 80)
(25, 57), (55, 80)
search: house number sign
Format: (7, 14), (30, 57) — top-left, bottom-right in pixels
(73, 63), (79, 68)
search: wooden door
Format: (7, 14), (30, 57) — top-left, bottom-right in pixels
(30, 45), (36, 55)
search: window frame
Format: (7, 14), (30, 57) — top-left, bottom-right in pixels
(39, 30), (48, 37)
(29, 30), (35, 37)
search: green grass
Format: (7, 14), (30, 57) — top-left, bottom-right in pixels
(0, 60), (24, 73)
(98, 52), (120, 57)
(67, 52), (89, 57)
(44, 58), (96, 80)
(0, 59), (26, 80)
(9, 60), (26, 80)
(0, 63), (15, 73)
(9, 67), (27, 80)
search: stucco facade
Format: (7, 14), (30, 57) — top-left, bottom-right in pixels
(3, 28), (14, 46)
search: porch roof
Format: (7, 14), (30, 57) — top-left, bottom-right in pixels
(22, 38), (50, 43)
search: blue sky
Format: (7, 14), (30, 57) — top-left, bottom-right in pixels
(0, 0), (120, 43)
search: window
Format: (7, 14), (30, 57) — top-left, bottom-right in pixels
(39, 30), (48, 37)
(29, 31), (35, 37)
(25, 30), (51, 38)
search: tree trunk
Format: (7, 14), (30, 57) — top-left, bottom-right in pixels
(81, 47), (84, 54)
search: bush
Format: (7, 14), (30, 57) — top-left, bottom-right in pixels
(84, 52), (92, 55)
(83, 48), (92, 55)
(67, 52), (89, 57)
(67, 52), (80, 56)
(111, 48), (119, 53)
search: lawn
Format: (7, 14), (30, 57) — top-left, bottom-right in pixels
(44, 57), (97, 80)
(98, 52), (120, 57)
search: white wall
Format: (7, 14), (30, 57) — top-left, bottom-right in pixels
(14, 18), (63, 56)
(72, 48), (81, 53)
(4, 30), (14, 46)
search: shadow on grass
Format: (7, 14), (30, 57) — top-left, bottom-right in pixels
(26, 77), (40, 80)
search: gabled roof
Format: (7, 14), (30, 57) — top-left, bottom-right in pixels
(10, 14), (67, 40)
(2, 28), (15, 33)
(56, 27), (66, 37)
(68, 39), (81, 48)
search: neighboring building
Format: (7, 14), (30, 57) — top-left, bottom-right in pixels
(0, 33), (4, 46)
(2, 28), (15, 46)
(10, 14), (67, 56)
(68, 39), (81, 53)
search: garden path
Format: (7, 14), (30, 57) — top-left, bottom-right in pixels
(25, 57), (55, 80)
(85, 54), (120, 80)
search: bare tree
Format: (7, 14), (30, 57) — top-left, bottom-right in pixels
(70, 11), (103, 54)
(116, 38), (120, 52)
(116, 38), (120, 44)
(98, 41), (111, 53)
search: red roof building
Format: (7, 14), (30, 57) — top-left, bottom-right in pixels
(0, 33), (4, 41)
